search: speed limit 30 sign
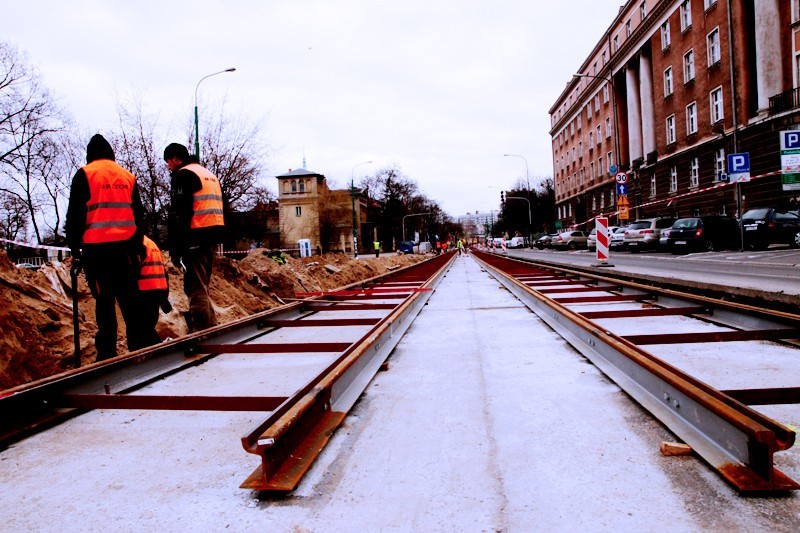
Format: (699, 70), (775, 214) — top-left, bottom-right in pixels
(615, 172), (628, 184)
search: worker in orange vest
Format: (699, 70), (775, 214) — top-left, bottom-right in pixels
(163, 143), (225, 332)
(128, 235), (172, 351)
(65, 134), (145, 361)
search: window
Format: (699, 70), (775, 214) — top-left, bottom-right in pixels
(590, 161), (595, 180)
(603, 84), (610, 103)
(686, 102), (697, 134)
(666, 114), (676, 144)
(596, 125), (602, 144)
(613, 35), (619, 52)
(295, 206), (302, 217)
(650, 174), (657, 197)
(598, 156), (604, 177)
(291, 180), (297, 192)
(592, 195), (597, 211)
(578, 141), (583, 158)
(577, 116), (582, 130)
(680, 1), (692, 32)
(690, 157), (699, 187)
(607, 151), (614, 169)
(298, 180), (305, 193)
(661, 21), (671, 49)
(714, 148), (726, 180)
(707, 28), (721, 66)
(640, 1), (647, 20)
(605, 117), (611, 138)
(710, 87), (724, 123)
(580, 168), (585, 186)
(670, 166), (678, 192)
(704, 0), (717, 8)
(626, 19), (632, 37)
(587, 103), (592, 120)
(664, 66), (674, 96)
(601, 191), (606, 209)
(684, 49), (695, 82)
(589, 131), (594, 146)
(594, 94), (600, 111)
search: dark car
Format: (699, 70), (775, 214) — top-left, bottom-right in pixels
(666, 216), (741, 253)
(535, 233), (559, 249)
(399, 241), (415, 254)
(741, 208), (800, 249)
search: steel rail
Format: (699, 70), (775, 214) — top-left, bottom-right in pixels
(471, 249), (799, 494)
(0, 253), (454, 469)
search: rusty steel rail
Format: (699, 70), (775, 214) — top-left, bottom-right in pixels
(0, 252), (455, 495)
(471, 249), (799, 494)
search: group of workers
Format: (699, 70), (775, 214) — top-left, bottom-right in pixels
(65, 135), (225, 362)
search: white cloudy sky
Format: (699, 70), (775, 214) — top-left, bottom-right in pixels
(6, 0), (624, 216)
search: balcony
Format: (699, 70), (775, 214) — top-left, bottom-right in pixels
(769, 87), (800, 115)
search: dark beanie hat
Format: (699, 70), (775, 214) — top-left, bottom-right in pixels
(163, 143), (190, 162)
(86, 134), (115, 163)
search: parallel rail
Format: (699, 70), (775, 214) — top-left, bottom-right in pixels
(472, 249), (800, 494)
(0, 252), (455, 493)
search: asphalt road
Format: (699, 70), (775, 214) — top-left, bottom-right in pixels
(508, 245), (800, 298)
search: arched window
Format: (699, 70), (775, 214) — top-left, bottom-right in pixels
(306, 179), (312, 192)
(291, 180), (297, 192)
(283, 181), (290, 193)
(299, 180), (305, 192)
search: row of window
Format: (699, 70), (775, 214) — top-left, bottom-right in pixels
(556, 151), (616, 200)
(665, 87), (723, 143)
(662, 28), (721, 90)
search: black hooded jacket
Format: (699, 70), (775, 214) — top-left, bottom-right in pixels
(65, 134), (145, 256)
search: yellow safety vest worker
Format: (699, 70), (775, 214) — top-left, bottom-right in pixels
(82, 160), (137, 244)
(138, 236), (168, 291)
(183, 163), (225, 229)
(374, 241), (380, 250)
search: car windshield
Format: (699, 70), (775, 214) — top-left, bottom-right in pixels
(673, 218), (700, 229)
(628, 221), (651, 229)
(614, 227), (628, 234)
(742, 208), (771, 221)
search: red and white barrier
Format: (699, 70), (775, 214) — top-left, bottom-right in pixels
(595, 217), (609, 264)
(501, 240), (507, 254)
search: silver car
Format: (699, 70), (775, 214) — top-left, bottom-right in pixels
(623, 217), (675, 251)
(587, 226), (619, 251)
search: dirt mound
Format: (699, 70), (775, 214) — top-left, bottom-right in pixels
(0, 250), (424, 390)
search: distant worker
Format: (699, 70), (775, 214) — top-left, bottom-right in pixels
(456, 238), (464, 255)
(374, 240), (381, 258)
(129, 235), (172, 351)
(65, 134), (145, 361)
(163, 143), (225, 332)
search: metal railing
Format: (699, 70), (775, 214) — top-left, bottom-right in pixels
(769, 87), (800, 115)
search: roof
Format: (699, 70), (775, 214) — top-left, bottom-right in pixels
(275, 168), (325, 178)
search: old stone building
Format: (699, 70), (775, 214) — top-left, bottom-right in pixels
(550, 0), (800, 227)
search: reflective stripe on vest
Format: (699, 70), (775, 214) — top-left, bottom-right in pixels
(83, 160), (137, 244)
(139, 237), (168, 291)
(184, 163), (224, 229)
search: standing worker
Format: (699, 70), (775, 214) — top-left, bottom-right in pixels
(163, 143), (225, 332)
(129, 235), (172, 350)
(65, 134), (145, 361)
(374, 239), (381, 258)
(456, 238), (464, 255)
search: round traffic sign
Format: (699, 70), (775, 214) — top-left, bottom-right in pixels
(615, 172), (628, 184)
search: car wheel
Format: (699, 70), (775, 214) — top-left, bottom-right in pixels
(568, 242), (576, 250)
(704, 240), (715, 252)
(792, 232), (800, 249)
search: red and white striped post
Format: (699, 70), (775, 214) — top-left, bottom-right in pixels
(595, 217), (610, 266)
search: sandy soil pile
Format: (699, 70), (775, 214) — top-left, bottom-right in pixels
(0, 249), (424, 390)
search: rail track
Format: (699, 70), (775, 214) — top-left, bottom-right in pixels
(0, 251), (454, 493)
(472, 248), (800, 494)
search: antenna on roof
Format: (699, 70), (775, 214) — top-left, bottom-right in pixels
(302, 147), (307, 169)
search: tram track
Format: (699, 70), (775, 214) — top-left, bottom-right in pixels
(472, 249), (800, 494)
(0, 251), (455, 493)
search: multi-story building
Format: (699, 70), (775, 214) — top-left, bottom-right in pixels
(549, 0), (800, 227)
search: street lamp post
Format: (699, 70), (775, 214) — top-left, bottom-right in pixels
(402, 212), (432, 242)
(349, 161), (372, 258)
(502, 154), (534, 247)
(194, 67), (236, 160)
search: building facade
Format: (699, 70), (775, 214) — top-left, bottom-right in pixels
(550, 0), (800, 228)
(276, 168), (368, 253)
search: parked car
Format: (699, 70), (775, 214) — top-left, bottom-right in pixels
(741, 208), (800, 249)
(489, 237), (506, 248)
(399, 240), (415, 254)
(610, 225), (629, 251)
(15, 262), (39, 270)
(554, 230), (589, 250)
(415, 242), (433, 254)
(623, 217), (676, 251)
(535, 233), (559, 249)
(507, 236), (526, 248)
(587, 226), (619, 251)
(666, 215), (741, 253)
(659, 228), (672, 248)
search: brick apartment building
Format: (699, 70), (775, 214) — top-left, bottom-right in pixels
(549, 0), (800, 228)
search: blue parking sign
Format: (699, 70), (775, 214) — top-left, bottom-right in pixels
(727, 153), (750, 174)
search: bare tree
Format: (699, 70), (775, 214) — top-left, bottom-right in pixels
(0, 191), (28, 241)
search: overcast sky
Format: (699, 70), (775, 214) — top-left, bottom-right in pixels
(6, 1), (624, 217)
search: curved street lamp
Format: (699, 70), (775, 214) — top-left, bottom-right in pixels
(194, 67), (236, 160)
(402, 212), (432, 242)
(349, 161), (372, 257)
(503, 154), (534, 247)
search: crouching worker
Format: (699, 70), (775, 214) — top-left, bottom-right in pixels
(128, 235), (172, 351)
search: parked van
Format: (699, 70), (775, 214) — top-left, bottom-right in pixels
(507, 236), (526, 248)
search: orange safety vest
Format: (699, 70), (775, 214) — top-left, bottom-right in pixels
(138, 236), (168, 291)
(183, 163), (224, 229)
(83, 160), (137, 244)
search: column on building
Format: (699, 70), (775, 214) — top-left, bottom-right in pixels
(625, 60), (644, 164)
(638, 52), (656, 158)
(754, 0), (783, 112)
